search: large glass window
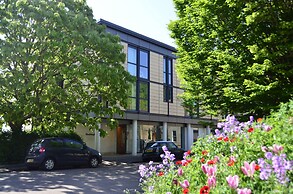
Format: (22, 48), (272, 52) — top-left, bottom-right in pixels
(127, 46), (149, 111)
(163, 57), (173, 102)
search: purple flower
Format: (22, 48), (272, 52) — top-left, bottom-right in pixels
(265, 152), (273, 160)
(226, 175), (239, 189)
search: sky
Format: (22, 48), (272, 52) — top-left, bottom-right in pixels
(86, 0), (177, 47)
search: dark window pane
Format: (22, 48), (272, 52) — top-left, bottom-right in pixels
(127, 97), (136, 110)
(140, 67), (148, 79)
(128, 63), (137, 76)
(140, 51), (148, 67)
(128, 47), (137, 63)
(140, 82), (148, 99)
(140, 99), (148, 111)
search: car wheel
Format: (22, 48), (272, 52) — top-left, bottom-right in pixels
(89, 157), (99, 168)
(42, 158), (55, 171)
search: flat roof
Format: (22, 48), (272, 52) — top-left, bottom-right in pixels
(98, 19), (177, 52)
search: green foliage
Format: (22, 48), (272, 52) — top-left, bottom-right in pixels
(169, 0), (293, 118)
(0, 129), (83, 164)
(0, 0), (132, 134)
(139, 100), (292, 193)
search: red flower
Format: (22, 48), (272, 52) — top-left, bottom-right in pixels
(186, 150), (191, 155)
(257, 118), (263, 123)
(255, 164), (261, 171)
(217, 137), (223, 141)
(187, 159), (193, 163)
(200, 185), (210, 194)
(207, 159), (216, 165)
(248, 127), (254, 133)
(202, 150), (208, 156)
(224, 137), (229, 142)
(158, 171), (164, 176)
(183, 188), (189, 194)
(176, 161), (182, 165)
(200, 158), (205, 163)
(227, 160), (235, 166)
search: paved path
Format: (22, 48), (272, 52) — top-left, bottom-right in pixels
(0, 162), (143, 194)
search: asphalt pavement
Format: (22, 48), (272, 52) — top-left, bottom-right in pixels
(0, 153), (143, 173)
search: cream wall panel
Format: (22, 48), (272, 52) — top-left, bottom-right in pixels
(158, 85), (168, 114)
(150, 83), (160, 114)
(75, 125), (95, 149)
(100, 124), (117, 154)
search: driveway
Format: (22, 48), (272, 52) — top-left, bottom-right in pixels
(0, 162), (143, 194)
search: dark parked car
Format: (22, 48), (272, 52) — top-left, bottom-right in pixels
(25, 137), (102, 170)
(142, 141), (185, 162)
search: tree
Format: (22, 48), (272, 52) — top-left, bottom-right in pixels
(0, 0), (132, 136)
(169, 0), (293, 118)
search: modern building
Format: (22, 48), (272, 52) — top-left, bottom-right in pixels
(75, 19), (217, 155)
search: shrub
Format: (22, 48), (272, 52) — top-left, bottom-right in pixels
(0, 129), (83, 164)
(138, 100), (292, 193)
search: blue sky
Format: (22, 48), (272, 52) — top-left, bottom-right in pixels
(86, 0), (177, 47)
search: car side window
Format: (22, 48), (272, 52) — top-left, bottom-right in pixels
(46, 139), (64, 148)
(64, 139), (83, 149)
(167, 142), (177, 149)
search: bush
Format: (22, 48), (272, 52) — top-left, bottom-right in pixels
(0, 129), (83, 164)
(138, 100), (292, 193)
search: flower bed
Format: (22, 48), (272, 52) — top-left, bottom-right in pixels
(138, 101), (292, 193)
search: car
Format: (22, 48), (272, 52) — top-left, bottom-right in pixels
(142, 141), (185, 162)
(25, 137), (102, 170)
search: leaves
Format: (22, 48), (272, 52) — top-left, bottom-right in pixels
(0, 0), (132, 133)
(169, 0), (293, 118)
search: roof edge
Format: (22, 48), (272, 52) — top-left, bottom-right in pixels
(98, 19), (177, 52)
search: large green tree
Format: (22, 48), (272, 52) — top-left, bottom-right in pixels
(0, 0), (132, 136)
(169, 0), (293, 118)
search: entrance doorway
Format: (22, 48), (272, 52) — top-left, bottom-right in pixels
(117, 125), (127, 154)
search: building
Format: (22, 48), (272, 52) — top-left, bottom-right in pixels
(75, 19), (217, 155)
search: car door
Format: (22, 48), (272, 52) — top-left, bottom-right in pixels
(63, 139), (89, 165)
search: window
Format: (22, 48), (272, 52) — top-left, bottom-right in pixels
(127, 46), (149, 111)
(139, 82), (149, 111)
(128, 47), (137, 76)
(163, 57), (173, 102)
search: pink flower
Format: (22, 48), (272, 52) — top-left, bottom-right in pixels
(207, 176), (216, 188)
(241, 161), (256, 177)
(263, 125), (272, 132)
(226, 175), (239, 189)
(271, 144), (284, 154)
(261, 146), (268, 152)
(180, 180), (190, 189)
(202, 164), (217, 176)
(178, 168), (183, 176)
(237, 188), (252, 194)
